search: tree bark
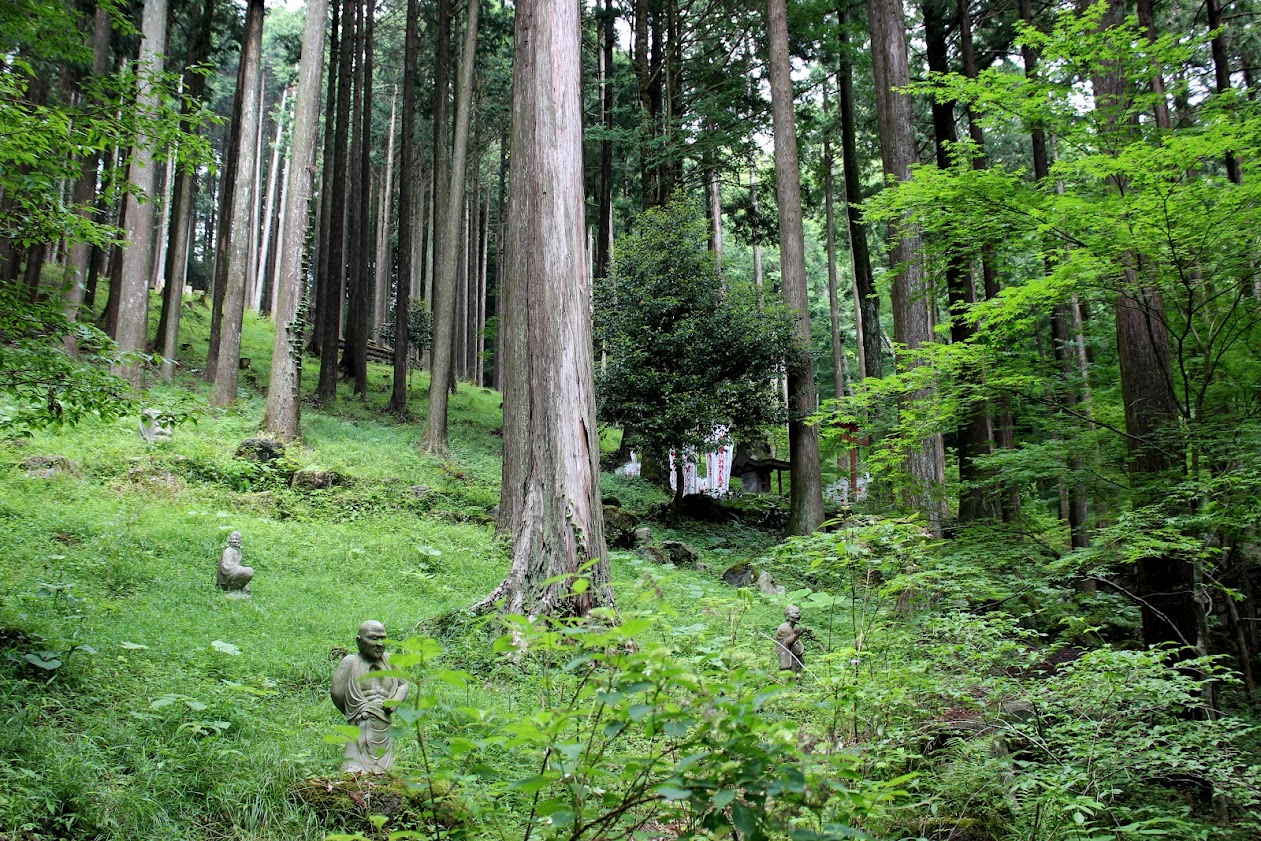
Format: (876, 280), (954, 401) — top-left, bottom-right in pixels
(867, 0), (947, 528)
(822, 79), (846, 404)
(425, 0), (480, 452)
(342, 0), (373, 396)
(311, 0), (343, 355)
(112, 0), (169, 385)
(317, 0), (355, 403)
(263, 0), (329, 441)
(63, 2), (112, 349)
(388, 0), (420, 415)
(767, 0), (825, 535)
(476, 0), (611, 617)
(253, 87), (289, 313)
(210, 0), (266, 407)
(374, 86), (397, 344)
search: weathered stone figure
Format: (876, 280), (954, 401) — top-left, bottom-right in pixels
(216, 531), (254, 592)
(775, 604), (808, 673)
(331, 620), (409, 773)
(139, 408), (172, 441)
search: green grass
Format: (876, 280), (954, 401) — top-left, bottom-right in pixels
(0, 303), (796, 840)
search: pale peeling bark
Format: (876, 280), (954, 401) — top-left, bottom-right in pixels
(263, 0), (328, 441)
(112, 0), (169, 385)
(477, 0), (610, 617)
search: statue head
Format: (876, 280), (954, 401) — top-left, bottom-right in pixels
(784, 605), (801, 624)
(228, 531), (242, 549)
(356, 620), (388, 662)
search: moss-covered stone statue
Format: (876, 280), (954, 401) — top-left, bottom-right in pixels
(331, 621), (409, 773)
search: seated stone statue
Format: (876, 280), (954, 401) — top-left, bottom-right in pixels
(775, 604), (809, 674)
(139, 408), (173, 441)
(216, 531), (254, 593)
(331, 621), (409, 773)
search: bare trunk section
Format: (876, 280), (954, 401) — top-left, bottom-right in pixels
(374, 86), (398, 344)
(112, 0), (169, 385)
(253, 87), (289, 313)
(424, 0), (480, 452)
(210, 0), (266, 406)
(822, 79), (846, 404)
(838, 2), (881, 380)
(63, 3), (113, 349)
(867, 0), (947, 528)
(316, 0), (355, 403)
(767, 0), (825, 535)
(388, 0), (420, 414)
(477, 0), (610, 617)
(263, 0), (329, 441)
(311, 0), (343, 355)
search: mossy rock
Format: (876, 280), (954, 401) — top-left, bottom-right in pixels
(294, 774), (468, 834)
(604, 504), (639, 549)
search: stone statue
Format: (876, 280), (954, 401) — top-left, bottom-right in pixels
(216, 531), (254, 593)
(775, 605), (810, 674)
(139, 408), (173, 441)
(331, 621), (409, 773)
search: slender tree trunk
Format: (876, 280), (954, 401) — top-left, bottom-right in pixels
(63, 3), (112, 347)
(269, 149), (290, 316)
(245, 70), (267, 309)
(925, 0), (994, 522)
(595, 0), (615, 282)
(254, 87), (289, 312)
(317, 0), (355, 403)
(388, 0), (420, 414)
(343, 0), (373, 396)
(425, 0), (480, 452)
(429, 0), (452, 365)
(838, 1), (881, 380)
(477, 0), (610, 616)
(767, 0), (825, 535)
(867, 0), (947, 528)
(112, 0), (169, 385)
(822, 79), (846, 404)
(311, 0), (343, 355)
(1205, 0), (1242, 183)
(374, 86), (397, 343)
(207, 23), (252, 383)
(263, 0), (329, 441)
(210, 0), (265, 406)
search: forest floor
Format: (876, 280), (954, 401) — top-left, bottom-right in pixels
(0, 304), (795, 840)
(1, 303), (1259, 840)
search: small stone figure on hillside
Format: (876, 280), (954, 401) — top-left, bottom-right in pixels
(775, 604), (812, 674)
(331, 621), (409, 774)
(139, 408), (173, 441)
(216, 531), (254, 594)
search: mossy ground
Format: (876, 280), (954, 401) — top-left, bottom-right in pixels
(0, 302), (790, 840)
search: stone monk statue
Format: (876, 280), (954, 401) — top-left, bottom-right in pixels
(216, 531), (254, 593)
(331, 621), (409, 773)
(775, 604), (810, 674)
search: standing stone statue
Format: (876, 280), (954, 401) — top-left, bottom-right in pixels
(775, 605), (810, 674)
(331, 621), (409, 773)
(216, 531), (254, 593)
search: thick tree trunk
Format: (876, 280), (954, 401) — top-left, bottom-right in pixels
(477, 0), (610, 617)
(210, 0), (266, 406)
(767, 0), (825, 535)
(112, 0), (169, 385)
(867, 0), (947, 528)
(429, 0), (452, 365)
(263, 0), (329, 441)
(425, 0), (480, 452)
(388, 0), (420, 415)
